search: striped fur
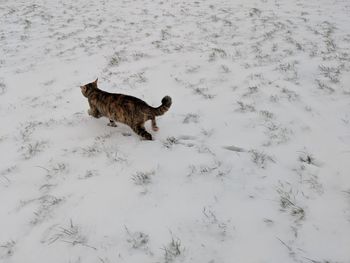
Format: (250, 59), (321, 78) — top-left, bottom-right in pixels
(80, 79), (172, 140)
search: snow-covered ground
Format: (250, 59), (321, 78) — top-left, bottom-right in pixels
(1, 0), (350, 262)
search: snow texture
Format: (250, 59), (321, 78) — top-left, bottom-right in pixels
(1, 0), (350, 262)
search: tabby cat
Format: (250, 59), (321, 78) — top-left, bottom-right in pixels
(80, 78), (172, 140)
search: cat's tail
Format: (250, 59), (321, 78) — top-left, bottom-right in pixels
(152, 96), (172, 116)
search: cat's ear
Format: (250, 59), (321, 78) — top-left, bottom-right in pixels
(94, 78), (98, 83)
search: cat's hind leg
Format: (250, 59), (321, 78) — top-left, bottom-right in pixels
(107, 120), (117, 127)
(151, 118), (159, 132)
(132, 124), (152, 140)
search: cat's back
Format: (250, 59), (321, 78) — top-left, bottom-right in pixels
(95, 89), (150, 108)
(121, 94), (149, 107)
(89, 88), (150, 111)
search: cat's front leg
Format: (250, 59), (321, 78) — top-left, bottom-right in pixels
(88, 99), (102, 118)
(88, 108), (102, 118)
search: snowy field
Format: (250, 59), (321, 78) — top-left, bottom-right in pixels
(1, 0), (350, 262)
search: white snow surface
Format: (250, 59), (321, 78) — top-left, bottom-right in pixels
(1, 0), (350, 262)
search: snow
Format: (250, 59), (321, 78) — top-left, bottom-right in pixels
(1, 0), (350, 262)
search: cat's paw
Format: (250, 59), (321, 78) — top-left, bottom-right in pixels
(88, 109), (102, 118)
(107, 120), (117, 127)
(143, 134), (153, 140)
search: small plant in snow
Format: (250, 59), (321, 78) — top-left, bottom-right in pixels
(298, 152), (316, 166)
(183, 113), (199, 124)
(277, 61), (299, 82)
(185, 65), (200, 73)
(104, 147), (127, 163)
(200, 161), (221, 175)
(280, 88), (299, 101)
(236, 101), (256, 112)
(0, 81), (6, 95)
(202, 207), (230, 239)
(0, 240), (15, 259)
(109, 51), (127, 66)
(80, 170), (99, 179)
(17, 121), (48, 159)
(298, 150), (322, 167)
(243, 86), (258, 97)
(263, 121), (293, 145)
(304, 173), (324, 195)
(163, 136), (179, 149)
(36, 162), (69, 179)
(128, 72), (147, 84)
(109, 56), (120, 66)
(318, 65), (341, 83)
(209, 48), (227, 61)
(276, 184), (305, 222)
(24, 19), (31, 30)
(31, 195), (64, 225)
(193, 87), (216, 99)
(269, 94), (280, 103)
(45, 220), (95, 250)
(161, 28), (171, 40)
(125, 226), (149, 249)
(187, 161), (222, 177)
(259, 110), (274, 120)
(315, 79), (334, 93)
(220, 65), (230, 73)
(162, 235), (184, 263)
(21, 140), (48, 159)
(81, 144), (101, 157)
(51, 162), (68, 174)
(295, 151), (324, 195)
(132, 170), (155, 185)
(249, 150), (275, 169)
(0, 166), (16, 187)
(18, 122), (39, 141)
(249, 7), (262, 17)
(132, 51), (149, 61)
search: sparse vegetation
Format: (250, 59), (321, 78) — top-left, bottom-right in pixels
(202, 207), (230, 239)
(21, 140), (48, 159)
(249, 149), (275, 169)
(209, 48), (227, 61)
(20, 195), (65, 225)
(163, 136), (179, 149)
(276, 184), (305, 222)
(44, 220), (96, 250)
(132, 170), (155, 185)
(0, 240), (15, 259)
(125, 226), (149, 250)
(236, 101), (256, 112)
(193, 87), (216, 99)
(161, 235), (184, 263)
(80, 169), (99, 179)
(0, 81), (6, 95)
(1, 0), (349, 262)
(109, 51), (127, 66)
(183, 113), (199, 124)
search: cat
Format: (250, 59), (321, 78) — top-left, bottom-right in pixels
(80, 78), (172, 140)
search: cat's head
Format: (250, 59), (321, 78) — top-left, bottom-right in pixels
(80, 78), (98, 97)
